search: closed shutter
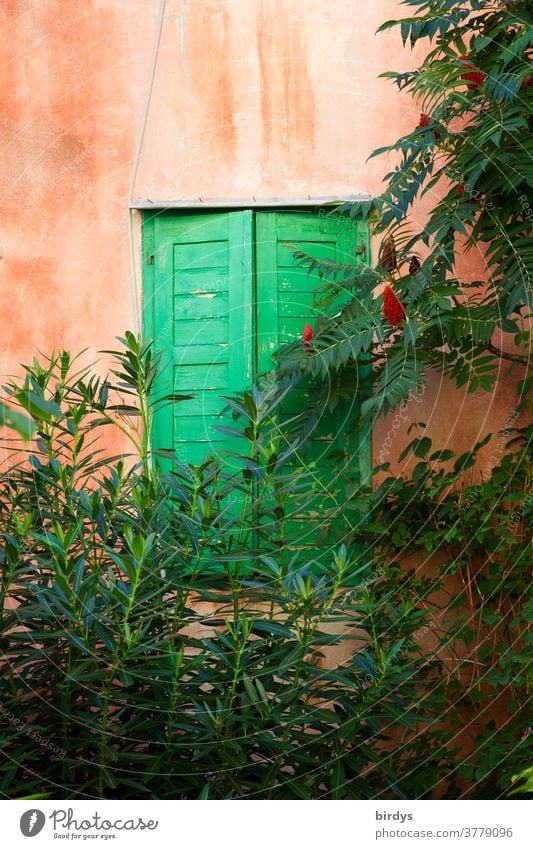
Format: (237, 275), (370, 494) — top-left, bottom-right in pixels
(143, 211), (253, 472)
(143, 208), (370, 558)
(255, 211), (371, 556)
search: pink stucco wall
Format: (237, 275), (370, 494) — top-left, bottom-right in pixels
(0, 0), (523, 463)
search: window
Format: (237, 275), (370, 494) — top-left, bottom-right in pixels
(142, 208), (371, 506)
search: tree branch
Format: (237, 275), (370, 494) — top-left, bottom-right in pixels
(486, 342), (528, 365)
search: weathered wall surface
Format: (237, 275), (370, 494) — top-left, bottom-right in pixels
(0, 0), (522, 465)
(135, 0), (425, 201)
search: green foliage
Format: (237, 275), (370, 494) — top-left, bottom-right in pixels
(1, 0), (531, 802)
(345, 421), (532, 798)
(0, 337), (434, 799)
(270, 2), (533, 795)
(0, 335), (530, 799)
(275, 0), (531, 417)
(510, 766), (533, 797)
(0, 401), (35, 440)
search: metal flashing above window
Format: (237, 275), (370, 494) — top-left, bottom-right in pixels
(131, 195), (373, 210)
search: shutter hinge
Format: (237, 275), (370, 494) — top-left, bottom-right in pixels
(356, 243), (366, 258)
(146, 252), (154, 265)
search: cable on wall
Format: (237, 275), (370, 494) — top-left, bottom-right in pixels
(127, 0), (167, 334)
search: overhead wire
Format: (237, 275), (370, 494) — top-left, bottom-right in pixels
(127, 0), (167, 334)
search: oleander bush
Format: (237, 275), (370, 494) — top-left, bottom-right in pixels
(0, 335), (438, 800)
(0, 334), (530, 799)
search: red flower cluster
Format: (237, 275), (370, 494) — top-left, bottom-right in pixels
(460, 55), (485, 90)
(303, 322), (313, 350)
(418, 112), (441, 140)
(456, 183), (483, 201)
(383, 285), (405, 326)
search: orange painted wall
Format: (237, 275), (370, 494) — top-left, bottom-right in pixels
(0, 0), (524, 464)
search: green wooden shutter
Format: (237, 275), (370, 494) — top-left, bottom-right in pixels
(143, 208), (370, 559)
(255, 211), (371, 557)
(143, 211), (253, 472)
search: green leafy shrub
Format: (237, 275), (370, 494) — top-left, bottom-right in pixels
(0, 334), (530, 799)
(0, 336), (435, 799)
